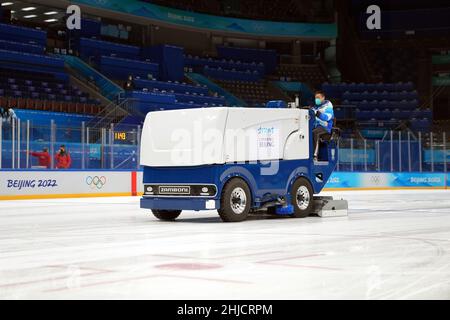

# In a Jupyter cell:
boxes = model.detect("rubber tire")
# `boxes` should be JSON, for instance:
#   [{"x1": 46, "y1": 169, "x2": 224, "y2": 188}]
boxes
[
  {"x1": 290, "y1": 177, "x2": 314, "y2": 218},
  {"x1": 152, "y1": 210, "x2": 182, "y2": 221},
  {"x1": 218, "y1": 178, "x2": 251, "y2": 222}
]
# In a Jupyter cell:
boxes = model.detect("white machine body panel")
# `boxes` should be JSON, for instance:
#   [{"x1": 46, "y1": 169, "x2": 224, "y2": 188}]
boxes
[
  {"x1": 140, "y1": 107, "x2": 310, "y2": 167},
  {"x1": 283, "y1": 109, "x2": 310, "y2": 160}
]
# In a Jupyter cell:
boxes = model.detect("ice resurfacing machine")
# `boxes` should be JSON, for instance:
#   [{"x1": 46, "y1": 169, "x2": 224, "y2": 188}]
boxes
[{"x1": 140, "y1": 106, "x2": 347, "y2": 222}]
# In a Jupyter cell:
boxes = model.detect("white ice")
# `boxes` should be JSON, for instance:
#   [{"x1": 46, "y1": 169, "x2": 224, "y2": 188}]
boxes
[{"x1": 0, "y1": 190, "x2": 450, "y2": 300}]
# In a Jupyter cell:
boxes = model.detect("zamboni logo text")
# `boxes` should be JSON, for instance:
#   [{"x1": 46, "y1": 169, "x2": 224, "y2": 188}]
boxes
[{"x1": 159, "y1": 186, "x2": 190, "y2": 194}]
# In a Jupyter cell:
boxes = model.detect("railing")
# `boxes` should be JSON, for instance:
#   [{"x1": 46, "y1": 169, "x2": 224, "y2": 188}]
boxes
[
  {"x1": 85, "y1": 98, "x2": 145, "y2": 131},
  {"x1": 186, "y1": 72, "x2": 247, "y2": 107},
  {"x1": 0, "y1": 117, "x2": 448, "y2": 172},
  {"x1": 60, "y1": 54, "x2": 124, "y2": 102}
]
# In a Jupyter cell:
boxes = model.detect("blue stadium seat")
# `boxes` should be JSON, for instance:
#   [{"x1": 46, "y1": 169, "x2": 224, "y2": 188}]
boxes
[{"x1": 0, "y1": 23, "x2": 47, "y2": 47}]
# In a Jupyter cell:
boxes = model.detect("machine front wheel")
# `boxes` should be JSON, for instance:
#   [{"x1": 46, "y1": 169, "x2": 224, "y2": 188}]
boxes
[
  {"x1": 290, "y1": 177, "x2": 314, "y2": 218},
  {"x1": 218, "y1": 178, "x2": 251, "y2": 222},
  {"x1": 152, "y1": 210, "x2": 182, "y2": 221}
]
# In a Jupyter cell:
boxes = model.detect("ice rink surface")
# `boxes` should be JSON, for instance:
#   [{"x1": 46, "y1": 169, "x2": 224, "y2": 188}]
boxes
[{"x1": 1, "y1": 190, "x2": 449, "y2": 300}]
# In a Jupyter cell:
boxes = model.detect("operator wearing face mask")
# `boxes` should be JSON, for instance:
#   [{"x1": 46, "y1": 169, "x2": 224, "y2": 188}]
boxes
[{"x1": 311, "y1": 90, "x2": 334, "y2": 162}]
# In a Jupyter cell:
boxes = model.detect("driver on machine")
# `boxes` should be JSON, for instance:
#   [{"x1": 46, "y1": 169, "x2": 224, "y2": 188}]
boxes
[{"x1": 311, "y1": 90, "x2": 334, "y2": 162}]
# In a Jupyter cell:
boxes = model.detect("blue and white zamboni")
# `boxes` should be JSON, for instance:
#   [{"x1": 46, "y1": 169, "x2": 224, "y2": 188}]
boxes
[{"x1": 140, "y1": 104, "x2": 347, "y2": 222}]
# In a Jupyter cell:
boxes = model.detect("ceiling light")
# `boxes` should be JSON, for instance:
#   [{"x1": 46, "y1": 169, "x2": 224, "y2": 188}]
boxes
[
  {"x1": 1, "y1": 2, "x2": 14, "y2": 6},
  {"x1": 24, "y1": 14, "x2": 37, "y2": 18},
  {"x1": 21, "y1": 7, "x2": 36, "y2": 11},
  {"x1": 44, "y1": 18, "x2": 58, "y2": 22},
  {"x1": 44, "y1": 11, "x2": 58, "y2": 15}
]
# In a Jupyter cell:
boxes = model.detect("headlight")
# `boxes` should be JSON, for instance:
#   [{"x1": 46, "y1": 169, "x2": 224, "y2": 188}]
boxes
[{"x1": 201, "y1": 187, "x2": 208, "y2": 193}]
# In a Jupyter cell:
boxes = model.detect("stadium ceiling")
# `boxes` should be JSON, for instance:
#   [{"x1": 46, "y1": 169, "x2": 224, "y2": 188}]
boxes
[{"x1": 1, "y1": 0, "x2": 65, "y2": 24}]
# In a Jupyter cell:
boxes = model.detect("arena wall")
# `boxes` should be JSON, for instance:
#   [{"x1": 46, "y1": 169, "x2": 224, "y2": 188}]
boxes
[{"x1": 0, "y1": 171, "x2": 447, "y2": 200}]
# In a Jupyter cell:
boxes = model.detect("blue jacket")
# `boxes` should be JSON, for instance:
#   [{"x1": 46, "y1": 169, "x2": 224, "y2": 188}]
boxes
[{"x1": 312, "y1": 100, "x2": 334, "y2": 133}]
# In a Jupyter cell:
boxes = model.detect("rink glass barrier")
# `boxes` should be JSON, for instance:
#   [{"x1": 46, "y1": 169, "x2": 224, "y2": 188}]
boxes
[
  {"x1": 0, "y1": 118, "x2": 448, "y2": 173},
  {"x1": 0, "y1": 118, "x2": 141, "y2": 170},
  {"x1": 336, "y1": 131, "x2": 449, "y2": 173}
]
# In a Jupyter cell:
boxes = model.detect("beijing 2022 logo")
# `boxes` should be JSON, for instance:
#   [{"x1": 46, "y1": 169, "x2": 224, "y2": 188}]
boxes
[{"x1": 86, "y1": 176, "x2": 107, "y2": 189}]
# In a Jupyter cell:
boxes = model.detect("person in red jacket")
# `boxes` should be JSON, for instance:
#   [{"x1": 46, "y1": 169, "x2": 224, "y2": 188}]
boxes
[
  {"x1": 30, "y1": 147, "x2": 51, "y2": 169},
  {"x1": 55, "y1": 145, "x2": 72, "y2": 169}
]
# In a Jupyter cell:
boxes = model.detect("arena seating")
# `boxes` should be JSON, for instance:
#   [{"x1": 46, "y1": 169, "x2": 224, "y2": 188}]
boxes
[
  {"x1": 0, "y1": 39, "x2": 44, "y2": 55},
  {"x1": 0, "y1": 69, "x2": 97, "y2": 104},
  {"x1": 323, "y1": 82, "x2": 432, "y2": 133},
  {"x1": 213, "y1": 80, "x2": 281, "y2": 106},
  {"x1": 126, "y1": 90, "x2": 225, "y2": 114},
  {"x1": 133, "y1": 78, "x2": 208, "y2": 95},
  {"x1": 364, "y1": 47, "x2": 418, "y2": 83},
  {"x1": 184, "y1": 54, "x2": 265, "y2": 75},
  {"x1": 216, "y1": 46, "x2": 278, "y2": 74},
  {"x1": 131, "y1": 77, "x2": 226, "y2": 108},
  {"x1": 0, "y1": 49, "x2": 67, "y2": 80},
  {"x1": 98, "y1": 56, "x2": 159, "y2": 80},
  {"x1": 127, "y1": 83, "x2": 226, "y2": 113},
  {"x1": 0, "y1": 23, "x2": 46, "y2": 47},
  {"x1": 73, "y1": 37, "x2": 227, "y2": 110},
  {"x1": 174, "y1": 91, "x2": 225, "y2": 105},
  {"x1": 74, "y1": 37, "x2": 160, "y2": 80},
  {"x1": 0, "y1": 23, "x2": 102, "y2": 117},
  {"x1": 142, "y1": 45, "x2": 185, "y2": 82},
  {"x1": 0, "y1": 96, "x2": 101, "y2": 116},
  {"x1": 323, "y1": 82, "x2": 416, "y2": 98},
  {"x1": 75, "y1": 37, "x2": 141, "y2": 61},
  {"x1": 203, "y1": 66, "x2": 261, "y2": 82},
  {"x1": 183, "y1": 47, "x2": 284, "y2": 104},
  {"x1": 274, "y1": 64, "x2": 327, "y2": 89}
]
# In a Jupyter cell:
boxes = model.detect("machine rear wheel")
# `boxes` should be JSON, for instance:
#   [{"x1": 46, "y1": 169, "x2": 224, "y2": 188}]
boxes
[
  {"x1": 218, "y1": 178, "x2": 251, "y2": 222},
  {"x1": 290, "y1": 177, "x2": 313, "y2": 218},
  {"x1": 152, "y1": 210, "x2": 182, "y2": 221}
]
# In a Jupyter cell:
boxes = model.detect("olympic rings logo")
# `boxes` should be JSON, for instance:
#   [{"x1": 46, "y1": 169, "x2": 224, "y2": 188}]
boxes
[
  {"x1": 370, "y1": 175, "x2": 381, "y2": 185},
  {"x1": 86, "y1": 176, "x2": 107, "y2": 189}
]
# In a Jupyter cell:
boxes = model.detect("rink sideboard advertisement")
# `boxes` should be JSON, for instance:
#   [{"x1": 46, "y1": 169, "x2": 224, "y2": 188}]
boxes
[
  {"x1": 325, "y1": 172, "x2": 448, "y2": 190},
  {"x1": 0, "y1": 170, "x2": 144, "y2": 200},
  {"x1": 0, "y1": 171, "x2": 447, "y2": 200}
]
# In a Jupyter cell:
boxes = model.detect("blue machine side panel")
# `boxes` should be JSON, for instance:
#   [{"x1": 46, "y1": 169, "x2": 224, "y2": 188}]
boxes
[
  {"x1": 217, "y1": 160, "x2": 312, "y2": 203},
  {"x1": 142, "y1": 157, "x2": 334, "y2": 209},
  {"x1": 143, "y1": 165, "x2": 222, "y2": 185}
]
